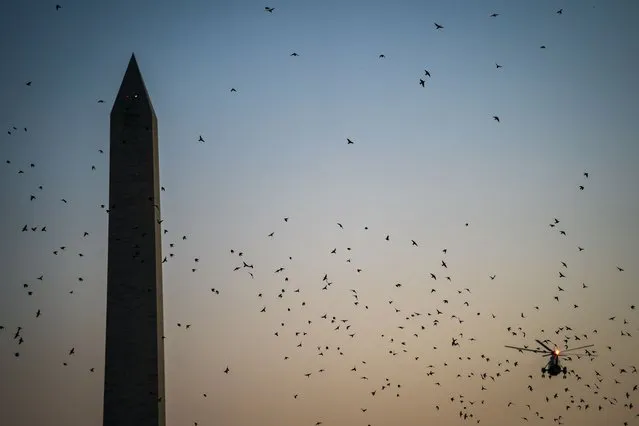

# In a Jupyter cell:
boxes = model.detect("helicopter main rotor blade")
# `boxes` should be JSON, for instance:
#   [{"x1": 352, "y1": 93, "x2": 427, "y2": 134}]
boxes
[
  {"x1": 535, "y1": 339, "x2": 554, "y2": 353},
  {"x1": 561, "y1": 344, "x2": 594, "y2": 353},
  {"x1": 505, "y1": 345, "x2": 548, "y2": 354}
]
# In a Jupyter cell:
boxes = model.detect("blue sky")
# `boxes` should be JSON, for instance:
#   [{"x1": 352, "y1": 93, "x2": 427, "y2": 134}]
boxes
[{"x1": 1, "y1": 1, "x2": 638, "y2": 425}]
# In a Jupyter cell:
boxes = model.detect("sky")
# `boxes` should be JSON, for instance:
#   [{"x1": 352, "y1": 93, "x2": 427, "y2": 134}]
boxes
[{"x1": 1, "y1": 0, "x2": 638, "y2": 425}]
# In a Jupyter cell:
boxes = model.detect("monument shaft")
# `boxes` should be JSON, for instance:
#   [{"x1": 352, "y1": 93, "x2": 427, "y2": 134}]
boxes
[{"x1": 104, "y1": 53, "x2": 165, "y2": 426}]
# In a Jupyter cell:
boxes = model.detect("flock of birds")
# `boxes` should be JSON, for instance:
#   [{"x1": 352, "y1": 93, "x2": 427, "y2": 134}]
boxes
[
  {"x1": 1, "y1": 3, "x2": 638, "y2": 426},
  {"x1": 200, "y1": 6, "x2": 571, "y2": 145},
  {"x1": 209, "y1": 172, "x2": 636, "y2": 426}
]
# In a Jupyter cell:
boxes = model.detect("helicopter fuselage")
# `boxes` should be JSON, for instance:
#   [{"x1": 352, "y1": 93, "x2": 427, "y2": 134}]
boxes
[{"x1": 542, "y1": 354, "x2": 567, "y2": 377}]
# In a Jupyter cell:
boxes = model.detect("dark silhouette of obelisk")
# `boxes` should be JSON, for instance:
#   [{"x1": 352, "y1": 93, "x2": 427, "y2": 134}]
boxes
[{"x1": 103, "y1": 53, "x2": 165, "y2": 426}]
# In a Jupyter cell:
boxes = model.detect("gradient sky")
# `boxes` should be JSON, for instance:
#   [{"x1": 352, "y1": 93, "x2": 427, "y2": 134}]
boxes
[{"x1": 1, "y1": 1, "x2": 638, "y2": 425}]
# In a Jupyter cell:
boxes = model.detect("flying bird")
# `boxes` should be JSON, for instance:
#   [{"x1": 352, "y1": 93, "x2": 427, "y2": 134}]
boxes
[
  {"x1": 493, "y1": 116, "x2": 500, "y2": 122},
  {"x1": 434, "y1": 23, "x2": 443, "y2": 29}
]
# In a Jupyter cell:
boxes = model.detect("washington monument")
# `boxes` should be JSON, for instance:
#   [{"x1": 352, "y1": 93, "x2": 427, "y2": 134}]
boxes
[{"x1": 103, "y1": 53, "x2": 166, "y2": 426}]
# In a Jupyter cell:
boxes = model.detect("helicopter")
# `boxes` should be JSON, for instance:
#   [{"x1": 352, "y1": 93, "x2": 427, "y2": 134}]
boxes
[{"x1": 505, "y1": 339, "x2": 594, "y2": 379}]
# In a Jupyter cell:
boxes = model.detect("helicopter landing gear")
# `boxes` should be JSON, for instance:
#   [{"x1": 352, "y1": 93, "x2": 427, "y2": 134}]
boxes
[{"x1": 541, "y1": 367, "x2": 546, "y2": 374}]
